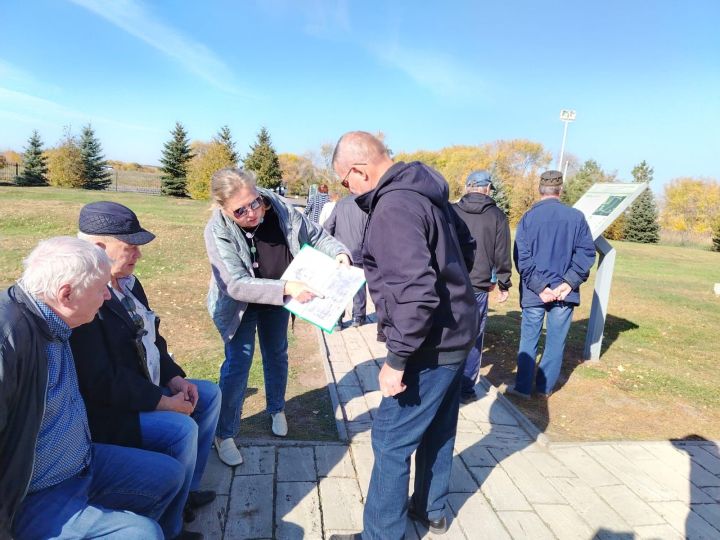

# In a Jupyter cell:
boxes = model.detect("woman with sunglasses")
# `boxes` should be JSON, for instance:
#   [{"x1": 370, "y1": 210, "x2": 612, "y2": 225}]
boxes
[{"x1": 205, "y1": 168, "x2": 350, "y2": 466}]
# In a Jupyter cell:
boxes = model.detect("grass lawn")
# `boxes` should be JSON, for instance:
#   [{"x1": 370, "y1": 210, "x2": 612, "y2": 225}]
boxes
[
  {"x1": 481, "y1": 238, "x2": 720, "y2": 441},
  {"x1": 2, "y1": 186, "x2": 719, "y2": 442},
  {"x1": 0, "y1": 186, "x2": 337, "y2": 441}
]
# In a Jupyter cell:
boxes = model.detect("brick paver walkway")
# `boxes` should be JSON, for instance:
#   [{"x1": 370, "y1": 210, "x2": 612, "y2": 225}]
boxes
[{"x1": 189, "y1": 322, "x2": 720, "y2": 539}]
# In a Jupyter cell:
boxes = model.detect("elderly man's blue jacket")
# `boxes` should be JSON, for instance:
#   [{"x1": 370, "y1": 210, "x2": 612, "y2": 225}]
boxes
[{"x1": 513, "y1": 198, "x2": 596, "y2": 308}]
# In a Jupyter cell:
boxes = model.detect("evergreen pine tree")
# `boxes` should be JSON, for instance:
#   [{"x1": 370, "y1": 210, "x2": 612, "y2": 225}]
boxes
[
  {"x1": 561, "y1": 159, "x2": 610, "y2": 206},
  {"x1": 214, "y1": 125, "x2": 239, "y2": 166},
  {"x1": 490, "y1": 174, "x2": 511, "y2": 216},
  {"x1": 79, "y1": 124, "x2": 111, "y2": 190},
  {"x1": 711, "y1": 219, "x2": 720, "y2": 252},
  {"x1": 625, "y1": 161, "x2": 660, "y2": 243},
  {"x1": 243, "y1": 127, "x2": 282, "y2": 189},
  {"x1": 160, "y1": 122, "x2": 193, "y2": 197},
  {"x1": 18, "y1": 130, "x2": 48, "y2": 186}
]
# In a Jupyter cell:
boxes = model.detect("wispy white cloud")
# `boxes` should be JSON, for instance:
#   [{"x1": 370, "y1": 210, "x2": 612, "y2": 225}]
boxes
[
  {"x1": 68, "y1": 0, "x2": 247, "y2": 95},
  {"x1": 369, "y1": 42, "x2": 485, "y2": 102},
  {"x1": 0, "y1": 86, "x2": 157, "y2": 133},
  {"x1": 251, "y1": 0, "x2": 350, "y2": 38}
]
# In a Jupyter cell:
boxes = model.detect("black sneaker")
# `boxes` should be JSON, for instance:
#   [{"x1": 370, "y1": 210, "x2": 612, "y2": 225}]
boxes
[
  {"x1": 328, "y1": 534, "x2": 362, "y2": 540},
  {"x1": 460, "y1": 392, "x2": 479, "y2": 404},
  {"x1": 188, "y1": 490, "x2": 216, "y2": 509},
  {"x1": 351, "y1": 317, "x2": 366, "y2": 328},
  {"x1": 407, "y1": 505, "x2": 448, "y2": 535}
]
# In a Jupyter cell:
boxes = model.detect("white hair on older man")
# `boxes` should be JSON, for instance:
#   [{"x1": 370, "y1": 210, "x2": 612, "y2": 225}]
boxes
[{"x1": 21, "y1": 236, "x2": 111, "y2": 301}]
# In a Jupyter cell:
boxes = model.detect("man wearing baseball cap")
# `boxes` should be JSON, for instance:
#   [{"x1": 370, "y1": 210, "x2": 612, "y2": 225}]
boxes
[
  {"x1": 70, "y1": 201, "x2": 222, "y2": 540},
  {"x1": 452, "y1": 170, "x2": 512, "y2": 403},
  {"x1": 509, "y1": 171, "x2": 595, "y2": 400}
]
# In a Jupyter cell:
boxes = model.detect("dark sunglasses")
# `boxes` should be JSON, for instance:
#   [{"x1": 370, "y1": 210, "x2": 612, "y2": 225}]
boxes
[
  {"x1": 340, "y1": 163, "x2": 367, "y2": 189},
  {"x1": 233, "y1": 196, "x2": 263, "y2": 218}
]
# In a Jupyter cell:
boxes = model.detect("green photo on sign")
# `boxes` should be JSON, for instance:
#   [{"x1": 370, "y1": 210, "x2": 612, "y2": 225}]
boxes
[{"x1": 593, "y1": 195, "x2": 626, "y2": 217}]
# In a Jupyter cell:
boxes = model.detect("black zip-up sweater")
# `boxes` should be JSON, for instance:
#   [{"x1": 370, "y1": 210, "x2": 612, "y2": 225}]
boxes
[
  {"x1": 452, "y1": 192, "x2": 513, "y2": 292},
  {"x1": 356, "y1": 161, "x2": 479, "y2": 370}
]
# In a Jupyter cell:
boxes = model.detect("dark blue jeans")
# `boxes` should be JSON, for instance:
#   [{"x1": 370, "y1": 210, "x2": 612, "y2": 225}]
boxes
[
  {"x1": 352, "y1": 262, "x2": 367, "y2": 321},
  {"x1": 461, "y1": 291, "x2": 489, "y2": 396},
  {"x1": 362, "y1": 361, "x2": 463, "y2": 540},
  {"x1": 216, "y1": 304, "x2": 290, "y2": 439},
  {"x1": 515, "y1": 303, "x2": 574, "y2": 395},
  {"x1": 139, "y1": 379, "x2": 221, "y2": 537},
  {"x1": 13, "y1": 443, "x2": 184, "y2": 540}
]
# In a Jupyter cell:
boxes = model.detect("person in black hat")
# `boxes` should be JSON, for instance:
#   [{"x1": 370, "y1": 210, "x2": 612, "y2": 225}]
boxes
[
  {"x1": 508, "y1": 170, "x2": 595, "y2": 400},
  {"x1": 452, "y1": 170, "x2": 512, "y2": 404},
  {"x1": 70, "y1": 201, "x2": 221, "y2": 540}
]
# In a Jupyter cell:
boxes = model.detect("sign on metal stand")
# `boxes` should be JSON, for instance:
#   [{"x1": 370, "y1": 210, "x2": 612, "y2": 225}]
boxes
[{"x1": 572, "y1": 183, "x2": 649, "y2": 361}]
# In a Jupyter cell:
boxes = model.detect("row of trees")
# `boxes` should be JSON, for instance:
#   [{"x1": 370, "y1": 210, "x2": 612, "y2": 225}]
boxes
[
  {"x1": 159, "y1": 123, "x2": 282, "y2": 197},
  {"x1": 14, "y1": 126, "x2": 112, "y2": 189},
  {"x1": 8, "y1": 125, "x2": 718, "y2": 250}
]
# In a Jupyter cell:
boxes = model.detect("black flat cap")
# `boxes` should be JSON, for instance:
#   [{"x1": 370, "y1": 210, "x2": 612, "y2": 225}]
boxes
[
  {"x1": 79, "y1": 201, "x2": 155, "y2": 245},
  {"x1": 539, "y1": 170, "x2": 564, "y2": 186}
]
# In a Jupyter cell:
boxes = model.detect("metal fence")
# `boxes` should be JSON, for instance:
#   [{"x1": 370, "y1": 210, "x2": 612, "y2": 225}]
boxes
[
  {"x1": 108, "y1": 170, "x2": 163, "y2": 195},
  {"x1": 0, "y1": 166, "x2": 163, "y2": 195},
  {"x1": 0, "y1": 164, "x2": 22, "y2": 184}
]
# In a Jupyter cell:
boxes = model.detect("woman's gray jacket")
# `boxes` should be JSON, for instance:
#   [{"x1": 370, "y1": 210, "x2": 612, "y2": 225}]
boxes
[{"x1": 204, "y1": 189, "x2": 349, "y2": 342}]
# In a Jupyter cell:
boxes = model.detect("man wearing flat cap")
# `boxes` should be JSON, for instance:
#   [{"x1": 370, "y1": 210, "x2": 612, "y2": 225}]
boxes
[
  {"x1": 70, "y1": 201, "x2": 221, "y2": 540},
  {"x1": 509, "y1": 170, "x2": 595, "y2": 400},
  {"x1": 452, "y1": 170, "x2": 512, "y2": 403}
]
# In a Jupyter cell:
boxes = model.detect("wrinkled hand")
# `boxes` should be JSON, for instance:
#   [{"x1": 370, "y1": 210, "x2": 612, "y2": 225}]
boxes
[
  {"x1": 168, "y1": 376, "x2": 198, "y2": 407},
  {"x1": 157, "y1": 391, "x2": 194, "y2": 415},
  {"x1": 488, "y1": 283, "x2": 497, "y2": 292},
  {"x1": 496, "y1": 289, "x2": 509, "y2": 303},
  {"x1": 552, "y1": 282, "x2": 572, "y2": 301},
  {"x1": 539, "y1": 287, "x2": 558, "y2": 303},
  {"x1": 335, "y1": 254, "x2": 351, "y2": 266},
  {"x1": 378, "y1": 363, "x2": 407, "y2": 397},
  {"x1": 284, "y1": 280, "x2": 323, "y2": 303}
]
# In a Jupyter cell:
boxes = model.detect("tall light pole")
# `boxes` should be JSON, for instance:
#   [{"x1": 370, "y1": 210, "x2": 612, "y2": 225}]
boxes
[{"x1": 558, "y1": 109, "x2": 576, "y2": 172}]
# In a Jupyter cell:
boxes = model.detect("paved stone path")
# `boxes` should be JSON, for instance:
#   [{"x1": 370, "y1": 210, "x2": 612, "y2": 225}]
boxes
[{"x1": 189, "y1": 321, "x2": 720, "y2": 539}]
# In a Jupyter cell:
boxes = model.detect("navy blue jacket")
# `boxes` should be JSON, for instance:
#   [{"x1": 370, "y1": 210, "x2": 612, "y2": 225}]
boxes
[
  {"x1": 70, "y1": 278, "x2": 185, "y2": 448},
  {"x1": 356, "y1": 161, "x2": 478, "y2": 370},
  {"x1": 513, "y1": 198, "x2": 596, "y2": 308}
]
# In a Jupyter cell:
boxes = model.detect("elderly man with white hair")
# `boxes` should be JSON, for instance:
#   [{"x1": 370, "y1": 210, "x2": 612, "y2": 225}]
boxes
[{"x1": 0, "y1": 237, "x2": 184, "y2": 540}]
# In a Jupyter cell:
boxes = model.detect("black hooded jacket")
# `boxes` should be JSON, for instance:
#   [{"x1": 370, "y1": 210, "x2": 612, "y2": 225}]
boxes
[
  {"x1": 452, "y1": 192, "x2": 512, "y2": 292},
  {"x1": 355, "y1": 161, "x2": 479, "y2": 370}
]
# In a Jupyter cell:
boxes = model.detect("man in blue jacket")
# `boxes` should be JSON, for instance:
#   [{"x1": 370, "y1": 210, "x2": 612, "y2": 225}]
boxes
[
  {"x1": 329, "y1": 132, "x2": 478, "y2": 540},
  {"x1": 510, "y1": 170, "x2": 596, "y2": 399}
]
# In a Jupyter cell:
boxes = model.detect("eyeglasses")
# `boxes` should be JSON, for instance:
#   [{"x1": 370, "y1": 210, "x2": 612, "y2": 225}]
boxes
[
  {"x1": 340, "y1": 163, "x2": 367, "y2": 189},
  {"x1": 233, "y1": 196, "x2": 263, "y2": 218}
]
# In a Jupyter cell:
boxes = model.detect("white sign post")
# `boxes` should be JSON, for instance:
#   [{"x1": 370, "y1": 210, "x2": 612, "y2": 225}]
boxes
[
  {"x1": 558, "y1": 109, "x2": 576, "y2": 170},
  {"x1": 573, "y1": 182, "x2": 648, "y2": 360}
]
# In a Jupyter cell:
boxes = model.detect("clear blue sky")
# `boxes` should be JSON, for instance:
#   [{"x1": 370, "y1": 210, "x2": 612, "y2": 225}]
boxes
[{"x1": 2, "y1": 0, "x2": 718, "y2": 190}]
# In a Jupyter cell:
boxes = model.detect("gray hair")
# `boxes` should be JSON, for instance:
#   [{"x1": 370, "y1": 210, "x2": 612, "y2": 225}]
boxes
[
  {"x1": 332, "y1": 131, "x2": 389, "y2": 169},
  {"x1": 21, "y1": 236, "x2": 111, "y2": 301},
  {"x1": 539, "y1": 184, "x2": 562, "y2": 197},
  {"x1": 210, "y1": 167, "x2": 258, "y2": 207},
  {"x1": 77, "y1": 231, "x2": 117, "y2": 245}
]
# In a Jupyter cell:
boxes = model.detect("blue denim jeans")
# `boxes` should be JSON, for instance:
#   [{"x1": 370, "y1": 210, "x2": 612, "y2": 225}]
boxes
[
  {"x1": 515, "y1": 303, "x2": 574, "y2": 395},
  {"x1": 216, "y1": 304, "x2": 290, "y2": 439},
  {"x1": 139, "y1": 379, "x2": 221, "y2": 538},
  {"x1": 352, "y1": 262, "x2": 367, "y2": 321},
  {"x1": 362, "y1": 361, "x2": 463, "y2": 540},
  {"x1": 461, "y1": 291, "x2": 489, "y2": 396},
  {"x1": 13, "y1": 443, "x2": 184, "y2": 540}
]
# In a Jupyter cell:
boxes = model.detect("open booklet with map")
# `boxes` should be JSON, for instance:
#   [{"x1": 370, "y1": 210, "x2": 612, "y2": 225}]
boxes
[{"x1": 281, "y1": 245, "x2": 366, "y2": 333}]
